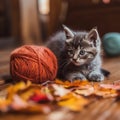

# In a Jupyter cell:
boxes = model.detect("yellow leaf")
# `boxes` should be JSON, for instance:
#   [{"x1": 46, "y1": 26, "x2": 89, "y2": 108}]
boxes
[
  {"x1": 7, "y1": 81, "x2": 31, "y2": 99},
  {"x1": 0, "y1": 99, "x2": 11, "y2": 112},
  {"x1": 18, "y1": 88, "x2": 35, "y2": 101},
  {"x1": 58, "y1": 93, "x2": 88, "y2": 111}
]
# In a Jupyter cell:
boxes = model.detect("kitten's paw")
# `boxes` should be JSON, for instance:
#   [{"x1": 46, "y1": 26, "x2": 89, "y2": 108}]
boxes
[
  {"x1": 66, "y1": 73, "x2": 87, "y2": 82},
  {"x1": 72, "y1": 76, "x2": 86, "y2": 81},
  {"x1": 88, "y1": 71, "x2": 104, "y2": 82}
]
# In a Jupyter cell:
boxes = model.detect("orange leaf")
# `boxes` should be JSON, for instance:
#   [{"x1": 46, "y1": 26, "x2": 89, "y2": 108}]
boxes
[
  {"x1": 55, "y1": 79, "x2": 89, "y2": 88},
  {"x1": 94, "y1": 86, "x2": 118, "y2": 98},
  {"x1": 74, "y1": 86, "x2": 94, "y2": 96}
]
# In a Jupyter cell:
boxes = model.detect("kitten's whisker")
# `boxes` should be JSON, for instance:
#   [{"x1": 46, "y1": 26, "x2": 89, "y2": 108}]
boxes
[
  {"x1": 62, "y1": 60, "x2": 71, "y2": 74},
  {"x1": 59, "y1": 60, "x2": 68, "y2": 68}
]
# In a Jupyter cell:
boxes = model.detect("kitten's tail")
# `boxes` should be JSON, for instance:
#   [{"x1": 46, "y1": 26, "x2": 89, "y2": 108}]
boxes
[{"x1": 101, "y1": 68, "x2": 110, "y2": 77}]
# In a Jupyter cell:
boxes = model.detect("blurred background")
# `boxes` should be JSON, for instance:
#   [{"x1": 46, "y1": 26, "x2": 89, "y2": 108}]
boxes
[{"x1": 0, "y1": 0, "x2": 120, "y2": 49}]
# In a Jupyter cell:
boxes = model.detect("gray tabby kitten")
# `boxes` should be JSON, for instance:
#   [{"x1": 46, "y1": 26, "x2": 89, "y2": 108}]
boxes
[{"x1": 46, "y1": 25, "x2": 104, "y2": 82}]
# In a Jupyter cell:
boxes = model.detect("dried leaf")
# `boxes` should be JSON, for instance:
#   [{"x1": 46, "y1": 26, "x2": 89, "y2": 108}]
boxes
[
  {"x1": 10, "y1": 95, "x2": 28, "y2": 110},
  {"x1": 20, "y1": 105, "x2": 51, "y2": 113},
  {"x1": 1, "y1": 79, "x2": 120, "y2": 113},
  {"x1": 18, "y1": 88, "x2": 35, "y2": 101},
  {"x1": 7, "y1": 81, "x2": 31, "y2": 100},
  {"x1": 100, "y1": 83, "x2": 120, "y2": 90},
  {"x1": 0, "y1": 99, "x2": 11, "y2": 112},
  {"x1": 30, "y1": 90, "x2": 52, "y2": 102},
  {"x1": 52, "y1": 84, "x2": 70, "y2": 97},
  {"x1": 74, "y1": 86, "x2": 94, "y2": 96},
  {"x1": 94, "y1": 85, "x2": 118, "y2": 98},
  {"x1": 58, "y1": 93, "x2": 88, "y2": 111},
  {"x1": 55, "y1": 79, "x2": 90, "y2": 88}
]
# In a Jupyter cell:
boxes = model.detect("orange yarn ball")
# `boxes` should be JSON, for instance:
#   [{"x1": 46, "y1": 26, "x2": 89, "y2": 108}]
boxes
[{"x1": 10, "y1": 45, "x2": 58, "y2": 83}]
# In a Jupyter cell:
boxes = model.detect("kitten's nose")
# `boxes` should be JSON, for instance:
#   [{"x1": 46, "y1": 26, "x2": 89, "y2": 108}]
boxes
[
  {"x1": 72, "y1": 58, "x2": 77, "y2": 62},
  {"x1": 73, "y1": 55, "x2": 78, "y2": 62}
]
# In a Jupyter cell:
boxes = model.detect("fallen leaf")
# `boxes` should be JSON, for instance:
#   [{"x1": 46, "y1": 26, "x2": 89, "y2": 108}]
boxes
[
  {"x1": 10, "y1": 95, "x2": 28, "y2": 110},
  {"x1": 7, "y1": 81, "x2": 31, "y2": 100},
  {"x1": 20, "y1": 104, "x2": 51, "y2": 113},
  {"x1": 74, "y1": 86, "x2": 94, "y2": 96},
  {"x1": 1, "y1": 79, "x2": 120, "y2": 113},
  {"x1": 94, "y1": 86, "x2": 118, "y2": 98},
  {"x1": 0, "y1": 99, "x2": 11, "y2": 112},
  {"x1": 55, "y1": 79, "x2": 90, "y2": 88},
  {"x1": 58, "y1": 93, "x2": 89, "y2": 111},
  {"x1": 100, "y1": 83, "x2": 120, "y2": 90},
  {"x1": 52, "y1": 84, "x2": 70, "y2": 97},
  {"x1": 30, "y1": 90, "x2": 51, "y2": 103}
]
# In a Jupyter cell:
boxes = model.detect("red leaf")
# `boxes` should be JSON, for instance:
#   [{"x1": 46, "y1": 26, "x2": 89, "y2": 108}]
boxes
[{"x1": 30, "y1": 92, "x2": 49, "y2": 102}]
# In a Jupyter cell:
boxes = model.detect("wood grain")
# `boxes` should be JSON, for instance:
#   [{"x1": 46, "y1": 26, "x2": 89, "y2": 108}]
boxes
[{"x1": 20, "y1": 0, "x2": 42, "y2": 44}]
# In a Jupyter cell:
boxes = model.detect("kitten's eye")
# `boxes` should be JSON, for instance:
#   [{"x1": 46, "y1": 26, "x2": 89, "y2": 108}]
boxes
[
  {"x1": 68, "y1": 49, "x2": 73, "y2": 53},
  {"x1": 68, "y1": 50, "x2": 73, "y2": 56},
  {"x1": 80, "y1": 50, "x2": 85, "y2": 55}
]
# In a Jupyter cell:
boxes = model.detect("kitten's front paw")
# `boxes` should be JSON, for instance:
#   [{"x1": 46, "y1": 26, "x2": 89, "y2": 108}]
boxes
[
  {"x1": 88, "y1": 71, "x2": 104, "y2": 82},
  {"x1": 72, "y1": 76, "x2": 86, "y2": 81},
  {"x1": 66, "y1": 73, "x2": 86, "y2": 82}
]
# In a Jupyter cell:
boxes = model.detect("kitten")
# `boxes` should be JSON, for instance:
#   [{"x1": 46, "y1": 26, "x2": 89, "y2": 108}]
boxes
[{"x1": 46, "y1": 25, "x2": 104, "y2": 82}]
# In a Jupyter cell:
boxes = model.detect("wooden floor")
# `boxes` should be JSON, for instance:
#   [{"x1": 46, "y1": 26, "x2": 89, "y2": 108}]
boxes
[{"x1": 0, "y1": 49, "x2": 120, "y2": 120}]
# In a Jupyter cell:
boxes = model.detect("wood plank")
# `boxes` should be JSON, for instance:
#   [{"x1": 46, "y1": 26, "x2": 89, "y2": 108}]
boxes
[{"x1": 19, "y1": 0, "x2": 42, "y2": 44}]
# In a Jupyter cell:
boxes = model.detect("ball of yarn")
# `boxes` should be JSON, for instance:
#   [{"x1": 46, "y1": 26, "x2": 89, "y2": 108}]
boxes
[
  {"x1": 103, "y1": 32, "x2": 120, "y2": 56},
  {"x1": 10, "y1": 45, "x2": 58, "y2": 83}
]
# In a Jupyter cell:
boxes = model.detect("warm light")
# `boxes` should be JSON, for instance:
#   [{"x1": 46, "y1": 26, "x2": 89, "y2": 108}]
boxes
[
  {"x1": 38, "y1": 0, "x2": 50, "y2": 15},
  {"x1": 102, "y1": 0, "x2": 111, "y2": 4}
]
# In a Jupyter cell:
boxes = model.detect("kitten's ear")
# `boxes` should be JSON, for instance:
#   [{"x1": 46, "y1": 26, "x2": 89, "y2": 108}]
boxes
[
  {"x1": 62, "y1": 25, "x2": 74, "y2": 42},
  {"x1": 86, "y1": 28, "x2": 99, "y2": 47}
]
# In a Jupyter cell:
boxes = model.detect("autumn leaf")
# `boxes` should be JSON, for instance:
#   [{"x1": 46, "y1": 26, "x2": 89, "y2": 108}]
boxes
[
  {"x1": 58, "y1": 93, "x2": 89, "y2": 111},
  {"x1": 94, "y1": 85, "x2": 118, "y2": 98},
  {"x1": 51, "y1": 84, "x2": 70, "y2": 97},
  {"x1": 100, "y1": 83, "x2": 120, "y2": 90},
  {"x1": 74, "y1": 86, "x2": 94, "y2": 96},
  {"x1": 7, "y1": 81, "x2": 31, "y2": 100},
  {"x1": 0, "y1": 99, "x2": 11, "y2": 112},
  {"x1": 29, "y1": 89, "x2": 53, "y2": 102},
  {"x1": 19, "y1": 104, "x2": 51, "y2": 113},
  {"x1": 7, "y1": 81, "x2": 31, "y2": 93},
  {"x1": 55, "y1": 79, "x2": 90, "y2": 88},
  {"x1": 1, "y1": 79, "x2": 120, "y2": 113},
  {"x1": 10, "y1": 95, "x2": 51, "y2": 113},
  {"x1": 18, "y1": 88, "x2": 35, "y2": 101},
  {"x1": 10, "y1": 95, "x2": 28, "y2": 110}
]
